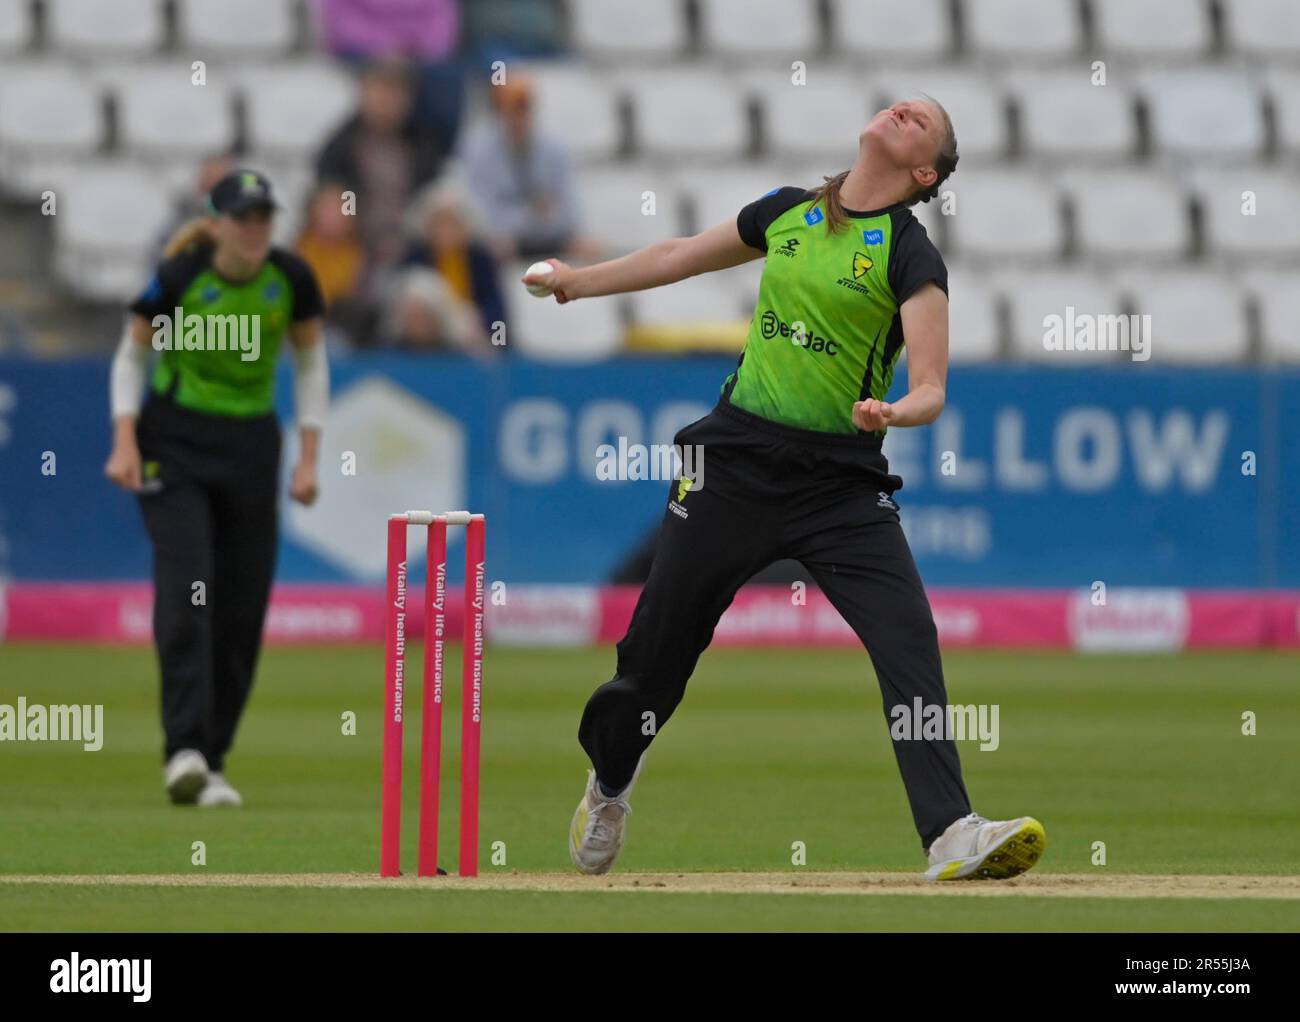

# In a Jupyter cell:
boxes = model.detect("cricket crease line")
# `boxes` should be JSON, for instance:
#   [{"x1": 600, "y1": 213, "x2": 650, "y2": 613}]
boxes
[{"x1": 1, "y1": 872, "x2": 1297, "y2": 901}]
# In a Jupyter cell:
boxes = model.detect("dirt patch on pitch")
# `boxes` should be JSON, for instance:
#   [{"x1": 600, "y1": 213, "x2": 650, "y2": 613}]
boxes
[{"x1": 2, "y1": 872, "x2": 1297, "y2": 900}]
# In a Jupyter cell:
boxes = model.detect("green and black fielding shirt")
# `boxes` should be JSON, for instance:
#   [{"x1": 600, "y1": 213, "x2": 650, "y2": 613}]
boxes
[
  {"x1": 129, "y1": 246, "x2": 324, "y2": 418},
  {"x1": 726, "y1": 186, "x2": 948, "y2": 434}
]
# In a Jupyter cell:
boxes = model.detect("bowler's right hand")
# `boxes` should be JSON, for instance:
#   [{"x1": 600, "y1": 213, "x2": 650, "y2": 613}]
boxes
[{"x1": 521, "y1": 258, "x2": 576, "y2": 304}]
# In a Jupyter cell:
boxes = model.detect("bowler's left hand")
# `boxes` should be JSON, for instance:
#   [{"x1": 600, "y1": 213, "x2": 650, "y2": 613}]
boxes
[{"x1": 853, "y1": 399, "x2": 896, "y2": 432}]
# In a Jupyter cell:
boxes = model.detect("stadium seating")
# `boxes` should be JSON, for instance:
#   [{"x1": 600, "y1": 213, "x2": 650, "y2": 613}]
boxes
[
  {"x1": 176, "y1": 0, "x2": 298, "y2": 58},
  {"x1": 698, "y1": 0, "x2": 821, "y2": 59},
  {"x1": 0, "y1": 66, "x2": 104, "y2": 199},
  {"x1": 962, "y1": 0, "x2": 1080, "y2": 61},
  {"x1": 0, "y1": 0, "x2": 1292, "y2": 363},
  {"x1": 1067, "y1": 171, "x2": 1191, "y2": 260},
  {"x1": 1092, "y1": 0, "x2": 1213, "y2": 58},
  {"x1": 0, "y1": 0, "x2": 33, "y2": 52},
  {"x1": 1246, "y1": 272, "x2": 1300, "y2": 362},
  {"x1": 52, "y1": 163, "x2": 172, "y2": 302},
  {"x1": 1223, "y1": 0, "x2": 1300, "y2": 57},
  {"x1": 574, "y1": 165, "x2": 685, "y2": 252},
  {"x1": 831, "y1": 0, "x2": 953, "y2": 60},
  {"x1": 569, "y1": 0, "x2": 689, "y2": 60},
  {"x1": 46, "y1": 0, "x2": 165, "y2": 56}
]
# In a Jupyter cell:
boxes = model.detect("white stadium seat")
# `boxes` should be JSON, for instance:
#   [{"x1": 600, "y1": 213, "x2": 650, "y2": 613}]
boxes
[
  {"x1": 510, "y1": 271, "x2": 624, "y2": 360},
  {"x1": 1093, "y1": 0, "x2": 1212, "y2": 57},
  {"x1": 1142, "y1": 71, "x2": 1264, "y2": 158},
  {"x1": 1068, "y1": 171, "x2": 1191, "y2": 260},
  {"x1": 1264, "y1": 70, "x2": 1300, "y2": 155},
  {"x1": 698, "y1": 0, "x2": 821, "y2": 58},
  {"x1": 47, "y1": 0, "x2": 165, "y2": 56},
  {"x1": 0, "y1": 0, "x2": 33, "y2": 52},
  {"x1": 0, "y1": 66, "x2": 104, "y2": 197},
  {"x1": 176, "y1": 0, "x2": 297, "y2": 57},
  {"x1": 1243, "y1": 272, "x2": 1300, "y2": 363},
  {"x1": 689, "y1": 171, "x2": 796, "y2": 237},
  {"x1": 832, "y1": 0, "x2": 952, "y2": 60},
  {"x1": 575, "y1": 165, "x2": 685, "y2": 253},
  {"x1": 963, "y1": 0, "x2": 1080, "y2": 60},
  {"x1": 1008, "y1": 71, "x2": 1137, "y2": 160},
  {"x1": 870, "y1": 71, "x2": 1009, "y2": 159},
  {"x1": 569, "y1": 0, "x2": 688, "y2": 60},
  {"x1": 1001, "y1": 272, "x2": 1124, "y2": 363},
  {"x1": 114, "y1": 68, "x2": 235, "y2": 158},
  {"x1": 1130, "y1": 273, "x2": 1249, "y2": 364},
  {"x1": 1223, "y1": 0, "x2": 1300, "y2": 58},
  {"x1": 945, "y1": 172, "x2": 1064, "y2": 261},
  {"x1": 239, "y1": 63, "x2": 358, "y2": 159},
  {"x1": 1192, "y1": 170, "x2": 1300, "y2": 258},
  {"x1": 621, "y1": 67, "x2": 748, "y2": 159},
  {"x1": 746, "y1": 71, "x2": 874, "y2": 161},
  {"x1": 945, "y1": 269, "x2": 1001, "y2": 362},
  {"x1": 53, "y1": 163, "x2": 173, "y2": 301},
  {"x1": 627, "y1": 271, "x2": 752, "y2": 326},
  {"x1": 909, "y1": 196, "x2": 945, "y2": 246},
  {"x1": 515, "y1": 62, "x2": 621, "y2": 160}
]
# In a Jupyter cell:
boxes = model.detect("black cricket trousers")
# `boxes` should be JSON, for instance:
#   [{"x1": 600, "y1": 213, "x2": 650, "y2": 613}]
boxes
[
  {"x1": 578, "y1": 398, "x2": 972, "y2": 849},
  {"x1": 135, "y1": 394, "x2": 281, "y2": 773}
]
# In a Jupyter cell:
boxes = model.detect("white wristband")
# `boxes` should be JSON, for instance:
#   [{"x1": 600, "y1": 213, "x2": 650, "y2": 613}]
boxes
[
  {"x1": 109, "y1": 322, "x2": 150, "y2": 419},
  {"x1": 293, "y1": 341, "x2": 330, "y2": 430}
]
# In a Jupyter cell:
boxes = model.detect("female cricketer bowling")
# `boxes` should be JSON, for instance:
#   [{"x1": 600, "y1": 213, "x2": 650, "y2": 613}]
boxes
[
  {"x1": 104, "y1": 169, "x2": 327, "y2": 808},
  {"x1": 524, "y1": 99, "x2": 1046, "y2": 881}
]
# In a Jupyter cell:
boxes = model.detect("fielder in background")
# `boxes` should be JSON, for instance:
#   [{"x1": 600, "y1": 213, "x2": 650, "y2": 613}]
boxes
[
  {"x1": 104, "y1": 170, "x2": 328, "y2": 808},
  {"x1": 525, "y1": 98, "x2": 1047, "y2": 882}
]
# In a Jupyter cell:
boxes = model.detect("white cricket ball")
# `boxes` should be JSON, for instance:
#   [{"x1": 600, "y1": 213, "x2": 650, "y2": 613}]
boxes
[{"x1": 524, "y1": 261, "x2": 555, "y2": 297}]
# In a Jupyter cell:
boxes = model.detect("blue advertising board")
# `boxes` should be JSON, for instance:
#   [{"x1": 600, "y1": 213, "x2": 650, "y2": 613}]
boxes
[{"x1": 0, "y1": 356, "x2": 1295, "y2": 587}]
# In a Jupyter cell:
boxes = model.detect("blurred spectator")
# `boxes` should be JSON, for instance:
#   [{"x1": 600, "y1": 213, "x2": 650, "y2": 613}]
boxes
[
  {"x1": 457, "y1": 74, "x2": 602, "y2": 262},
  {"x1": 295, "y1": 182, "x2": 376, "y2": 346},
  {"x1": 384, "y1": 266, "x2": 493, "y2": 356},
  {"x1": 315, "y1": 0, "x2": 466, "y2": 159},
  {"x1": 315, "y1": 58, "x2": 443, "y2": 273},
  {"x1": 154, "y1": 153, "x2": 235, "y2": 260},
  {"x1": 402, "y1": 180, "x2": 506, "y2": 337}
]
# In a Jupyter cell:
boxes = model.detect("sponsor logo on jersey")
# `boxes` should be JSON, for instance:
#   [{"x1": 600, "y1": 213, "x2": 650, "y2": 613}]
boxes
[
  {"x1": 775, "y1": 238, "x2": 800, "y2": 258},
  {"x1": 863, "y1": 228, "x2": 884, "y2": 245},
  {"x1": 803, "y1": 206, "x2": 824, "y2": 226},
  {"x1": 264, "y1": 280, "x2": 283, "y2": 301},
  {"x1": 758, "y1": 309, "x2": 840, "y2": 355}
]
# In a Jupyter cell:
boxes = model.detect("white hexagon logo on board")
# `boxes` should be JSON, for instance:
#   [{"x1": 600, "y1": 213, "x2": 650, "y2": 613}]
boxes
[{"x1": 284, "y1": 375, "x2": 466, "y2": 579}]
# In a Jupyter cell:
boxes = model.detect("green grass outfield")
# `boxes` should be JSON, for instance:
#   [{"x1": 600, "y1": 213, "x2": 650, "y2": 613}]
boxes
[{"x1": 0, "y1": 643, "x2": 1296, "y2": 932}]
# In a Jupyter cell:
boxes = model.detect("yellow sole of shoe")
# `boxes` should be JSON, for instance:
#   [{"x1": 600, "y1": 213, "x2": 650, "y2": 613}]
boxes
[{"x1": 937, "y1": 817, "x2": 1048, "y2": 881}]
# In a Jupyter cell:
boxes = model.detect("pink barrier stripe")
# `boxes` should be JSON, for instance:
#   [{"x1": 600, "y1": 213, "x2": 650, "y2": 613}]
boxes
[{"x1": 4, "y1": 583, "x2": 1299, "y2": 649}]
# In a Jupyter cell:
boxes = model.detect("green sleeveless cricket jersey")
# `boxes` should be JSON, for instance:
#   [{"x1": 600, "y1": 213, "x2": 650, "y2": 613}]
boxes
[
  {"x1": 129, "y1": 246, "x2": 323, "y2": 417},
  {"x1": 726, "y1": 186, "x2": 948, "y2": 434}
]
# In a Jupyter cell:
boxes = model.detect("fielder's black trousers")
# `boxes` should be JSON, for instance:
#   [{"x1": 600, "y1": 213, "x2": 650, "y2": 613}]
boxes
[
  {"x1": 578, "y1": 398, "x2": 972, "y2": 849},
  {"x1": 135, "y1": 395, "x2": 281, "y2": 773}
]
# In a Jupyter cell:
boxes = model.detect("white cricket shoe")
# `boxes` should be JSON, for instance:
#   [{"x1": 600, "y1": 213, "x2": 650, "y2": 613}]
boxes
[
  {"x1": 568, "y1": 755, "x2": 646, "y2": 875},
  {"x1": 164, "y1": 749, "x2": 209, "y2": 805},
  {"x1": 924, "y1": 812, "x2": 1046, "y2": 881},
  {"x1": 198, "y1": 772, "x2": 243, "y2": 808}
]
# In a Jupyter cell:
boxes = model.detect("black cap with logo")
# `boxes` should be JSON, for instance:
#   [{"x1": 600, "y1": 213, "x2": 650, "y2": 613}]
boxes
[{"x1": 207, "y1": 169, "x2": 279, "y2": 216}]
